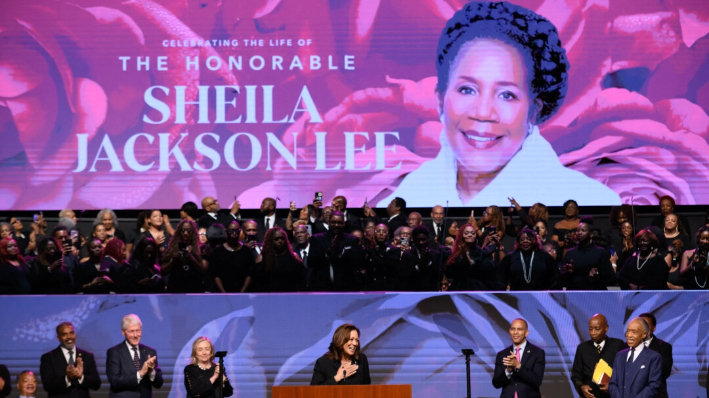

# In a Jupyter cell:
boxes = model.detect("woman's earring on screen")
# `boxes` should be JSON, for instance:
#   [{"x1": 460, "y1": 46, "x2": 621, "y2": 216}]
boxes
[{"x1": 527, "y1": 122, "x2": 533, "y2": 136}]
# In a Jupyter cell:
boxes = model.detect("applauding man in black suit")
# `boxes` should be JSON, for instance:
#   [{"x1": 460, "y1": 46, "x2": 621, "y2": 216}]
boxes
[
  {"x1": 106, "y1": 314, "x2": 163, "y2": 398},
  {"x1": 571, "y1": 314, "x2": 626, "y2": 398},
  {"x1": 493, "y1": 318, "x2": 545, "y2": 398},
  {"x1": 40, "y1": 322, "x2": 101, "y2": 398}
]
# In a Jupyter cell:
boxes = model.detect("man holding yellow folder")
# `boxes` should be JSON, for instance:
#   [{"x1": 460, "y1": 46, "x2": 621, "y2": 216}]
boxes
[{"x1": 572, "y1": 314, "x2": 627, "y2": 398}]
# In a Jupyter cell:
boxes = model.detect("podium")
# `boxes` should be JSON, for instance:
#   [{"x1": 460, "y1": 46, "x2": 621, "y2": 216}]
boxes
[{"x1": 272, "y1": 384, "x2": 412, "y2": 398}]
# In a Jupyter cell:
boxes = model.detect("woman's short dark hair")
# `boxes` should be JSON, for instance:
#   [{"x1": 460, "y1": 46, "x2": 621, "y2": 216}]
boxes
[
  {"x1": 563, "y1": 199, "x2": 578, "y2": 210},
  {"x1": 635, "y1": 228, "x2": 660, "y2": 249},
  {"x1": 436, "y1": 1, "x2": 569, "y2": 124},
  {"x1": 181, "y1": 201, "x2": 199, "y2": 220},
  {"x1": 514, "y1": 227, "x2": 542, "y2": 251},
  {"x1": 207, "y1": 223, "x2": 227, "y2": 248},
  {"x1": 325, "y1": 324, "x2": 361, "y2": 361}
]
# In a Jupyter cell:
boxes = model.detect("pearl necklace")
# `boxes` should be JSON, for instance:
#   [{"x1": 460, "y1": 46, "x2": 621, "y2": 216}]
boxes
[
  {"x1": 197, "y1": 363, "x2": 212, "y2": 370},
  {"x1": 695, "y1": 275, "x2": 707, "y2": 289},
  {"x1": 520, "y1": 251, "x2": 535, "y2": 284},
  {"x1": 636, "y1": 253, "x2": 651, "y2": 270}
]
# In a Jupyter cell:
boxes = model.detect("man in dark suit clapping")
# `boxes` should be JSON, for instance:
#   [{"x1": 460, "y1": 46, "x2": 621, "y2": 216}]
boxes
[
  {"x1": 307, "y1": 211, "x2": 363, "y2": 291},
  {"x1": 106, "y1": 314, "x2": 163, "y2": 398},
  {"x1": 609, "y1": 317, "x2": 662, "y2": 398},
  {"x1": 571, "y1": 314, "x2": 626, "y2": 398},
  {"x1": 40, "y1": 322, "x2": 101, "y2": 398},
  {"x1": 639, "y1": 313, "x2": 673, "y2": 398},
  {"x1": 492, "y1": 318, "x2": 545, "y2": 398}
]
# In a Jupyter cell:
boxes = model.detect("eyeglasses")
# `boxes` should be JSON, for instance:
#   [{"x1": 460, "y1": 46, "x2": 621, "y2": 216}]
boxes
[{"x1": 198, "y1": 232, "x2": 206, "y2": 236}]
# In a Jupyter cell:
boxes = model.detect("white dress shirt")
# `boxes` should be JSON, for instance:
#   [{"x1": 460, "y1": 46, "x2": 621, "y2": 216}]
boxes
[
  {"x1": 60, "y1": 346, "x2": 84, "y2": 386},
  {"x1": 626, "y1": 343, "x2": 645, "y2": 362}
]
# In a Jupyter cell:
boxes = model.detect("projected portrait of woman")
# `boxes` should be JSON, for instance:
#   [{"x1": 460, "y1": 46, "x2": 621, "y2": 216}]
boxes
[{"x1": 380, "y1": 1, "x2": 621, "y2": 207}]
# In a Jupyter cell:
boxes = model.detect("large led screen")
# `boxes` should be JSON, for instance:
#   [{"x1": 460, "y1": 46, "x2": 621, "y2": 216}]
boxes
[
  {"x1": 1, "y1": 0, "x2": 708, "y2": 209},
  {"x1": 1, "y1": 292, "x2": 708, "y2": 397}
]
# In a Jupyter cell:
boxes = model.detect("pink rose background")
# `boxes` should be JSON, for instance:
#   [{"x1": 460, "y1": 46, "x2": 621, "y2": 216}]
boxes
[{"x1": 0, "y1": 0, "x2": 707, "y2": 209}]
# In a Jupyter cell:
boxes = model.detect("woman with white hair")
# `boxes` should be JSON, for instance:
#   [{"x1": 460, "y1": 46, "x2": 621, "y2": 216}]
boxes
[{"x1": 94, "y1": 209, "x2": 126, "y2": 243}]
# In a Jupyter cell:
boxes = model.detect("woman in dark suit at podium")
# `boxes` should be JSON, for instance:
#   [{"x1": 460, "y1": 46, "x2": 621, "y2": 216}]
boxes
[{"x1": 310, "y1": 324, "x2": 371, "y2": 385}]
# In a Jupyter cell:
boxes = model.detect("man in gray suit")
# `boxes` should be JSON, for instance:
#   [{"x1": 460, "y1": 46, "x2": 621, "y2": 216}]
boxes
[{"x1": 106, "y1": 314, "x2": 163, "y2": 398}]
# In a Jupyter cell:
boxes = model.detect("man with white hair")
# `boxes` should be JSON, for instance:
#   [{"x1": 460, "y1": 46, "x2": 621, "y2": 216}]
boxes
[
  {"x1": 609, "y1": 317, "x2": 662, "y2": 398},
  {"x1": 106, "y1": 315, "x2": 163, "y2": 398}
]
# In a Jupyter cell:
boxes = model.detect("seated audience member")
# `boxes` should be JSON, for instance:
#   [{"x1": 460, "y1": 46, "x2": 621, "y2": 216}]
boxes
[
  {"x1": 618, "y1": 229, "x2": 669, "y2": 290},
  {"x1": 137, "y1": 210, "x2": 171, "y2": 259},
  {"x1": 392, "y1": 226, "x2": 412, "y2": 251},
  {"x1": 161, "y1": 220, "x2": 207, "y2": 293},
  {"x1": 0, "y1": 364, "x2": 9, "y2": 397},
  {"x1": 400, "y1": 226, "x2": 448, "y2": 291},
  {"x1": 16, "y1": 371, "x2": 38, "y2": 398},
  {"x1": 407, "y1": 212, "x2": 423, "y2": 229},
  {"x1": 0, "y1": 223, "x2": 11, "y2": 239},
  {"x1": 445, "y1": 223, "x2": 498, "y2": 291},
  {"x1": 206, "y1": 224, "x2": 227, "y2": 249},
  {"x1": 650, "y1": 195, "x2": 691, "y2": 236},
  {"x1": 31, "y1": 237, "x2": 73, "y2": 294},
  {"x1": 75, "y1": 238, "x2": 114, "y2": 294},
  {"x1": 562, "y1": 220, "x2": 616, "y2": 290},
  {"x1": 94, "y1": 209, "x2": 126, "y2": 243},
  {"x1": 552, "y1": 199, "x2": 581, "y2": 252},
  {"x1": 256, "y1": 197, "x2": 286, "y2": 241},
  {"x1": 197, "y1": 196, "x2": 241, "y2": 229},
  {"x1": 331, "y1": 195, "x2": 362, "y2": 233},
  {"x1": 40, "y1": 321, "x2": 101, "y2": 398},
  {"x1": 211, "y1": 221, "x2": 254, "y2": 293},
  {"x1": 571, "y1": 314, "x2": 626, "y2": 398},
  {"x1": 424, "y1": 205, "x2": 446, "y2": 245},
  {"x1": 681, "y1": 226, "x2": 709, "y2": 290},
  {"x1": 308, "y1": 211, "x2": 363, "y2": 291},
  {"x1": 498, "y1": 228, "x2": 559, "y2": 291},
  {"x1": 362, "y1": 224, "x2": 400, "y2": 291},
  {"x1": 292, "y1": 225, "x2": 313, "y2": 288},
  {"x1": 666, "y1": 239, "x2": 687, "y2": 290},
  {"x1": 198, "y1": 227, "x2": 208, "y2": 245},
  {"x1": 604, "y1": 205, "x2": 633, "y2": 256},
  {"x1": 252, "y1": 227, "x2": 305, "y2": 292},
  {"x1": 0, "y1": 237, "x2": 32, "y2": 294},
  {"x1": 663, "y1": 213, "x2": 692, "y2": 250},
  {"x1": 184, "y1": 337, "x2": 233, "y2": 398},
  {"x1": 9, "y1": 217, "x2": 29, "y2": 255},
  {"x1": 120, "y1": 237, "x2": 165, "y2": 294},
  {"x1": 363, "y1": 197, "x2": 408, "y2": 233},
  {"x1": 475, "y1": 205, "x2": 505, "y2": 240},
  {"x1": 242, "y1": 220, "x2": 262, "y2": 262},
  {"x1": 125, "y1": 210, "x2": 149, "y2": 255}
]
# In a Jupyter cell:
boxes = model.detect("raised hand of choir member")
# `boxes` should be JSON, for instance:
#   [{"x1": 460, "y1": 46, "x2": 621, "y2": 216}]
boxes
[
  {"x1": 562, "y1": 220, "x2": 616, "y2": 290},
  {"x1": 142, "y1": 210, "x2": 170, "y2": 256},
  {"x1": 474, "y1": 206, "x2": 505, "y2": 240},
  {"x1": 311, "y1": 324, "x2": 370, "y2": 385},
  {"x1": 184, "y1": 337, "x2": 233, "y2": 398},
  {"x1": 445, "y1": 223, "x2": 496, "y2": 291},
  {"x1": 0, "y1": 237, "x2": 32, "y2": 294},
  {"x1": 362, "y1": 224, "x2": 400, "y2": 291},
  {"x1": 30, "y1": 237, "x2": 73, "y2": 294},
  {"x1": 252, "y1": 226, "x2": 305, "y2": 292},
  {"x1": 680, "y1": 226, "x2": 709, "y2": 290},
  {"x1": 552, "y1": 200, "x2": 581, "y2": 252},
  {"x1": 121, "y1": 237, "x2": 165, "y2": 294},
  {"x1": 75, "y1": 238, "x2": 113, "y2": 294},
  {"x1": 161, "y1": 219, "x2": 206, "y2": 293},
  {"x1": 498, "y1": 228, "x2": 559, "y2": 291},
  {"x1": 618, "y1": 229, "x2": 669, "y2": 290}
]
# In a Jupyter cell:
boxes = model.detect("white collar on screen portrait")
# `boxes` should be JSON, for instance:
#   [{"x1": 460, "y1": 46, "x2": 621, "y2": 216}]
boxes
[{"x1": 379, "y1": 126, "x2": 620, "y2": 207}]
